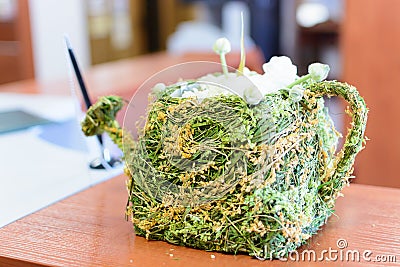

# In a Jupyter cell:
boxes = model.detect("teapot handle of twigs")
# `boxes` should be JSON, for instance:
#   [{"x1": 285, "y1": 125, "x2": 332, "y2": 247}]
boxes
[
  {"x1": 307, "y1": 81, "x2": 368, "y2": 198},
  {"x1": 81, "y1": 95, "x2": 126, "y2": 150}
]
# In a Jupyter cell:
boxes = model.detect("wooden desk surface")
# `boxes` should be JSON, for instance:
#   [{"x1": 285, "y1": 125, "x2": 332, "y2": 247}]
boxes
[{"x1": 0, "y1": 174, "x2": 399, "y2": 267}]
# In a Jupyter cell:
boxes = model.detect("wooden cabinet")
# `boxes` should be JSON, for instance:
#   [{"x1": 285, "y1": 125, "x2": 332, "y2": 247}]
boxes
[
  {"x1": 0, "y1": 0, "x2": 34, "y2": 85},
  {"x1": 342, "y1": 0, "x2": 400, "y2": 188},
  {"x1": 86, "y1": 0, "x2": 197, "y2": 65},
  {"x1": 86, "y1": 0, "x2": 149, "y2": 65}
]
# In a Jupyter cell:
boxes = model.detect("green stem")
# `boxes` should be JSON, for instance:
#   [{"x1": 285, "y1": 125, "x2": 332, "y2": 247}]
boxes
[
  {"x1": 237, "y1": 13, "x2": 246, "y2": 75},
  {"x1": 220, "y1": 53, "x2": 228, "y2": 76},
  {"x1": 287, "y1": 74, "x2": 311, "y2": 88}
]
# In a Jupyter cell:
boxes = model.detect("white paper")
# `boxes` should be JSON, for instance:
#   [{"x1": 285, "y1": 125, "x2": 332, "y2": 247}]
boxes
[
  {"x1": 0, "y1": 94, "x2": 123, "y2": 227},
  {"x1": 0, "y1": 93, "x2": 76, "y2": 122}
]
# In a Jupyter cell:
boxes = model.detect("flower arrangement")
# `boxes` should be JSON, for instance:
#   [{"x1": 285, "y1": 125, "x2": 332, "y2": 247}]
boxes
[{"x1": 81, "y1": 37, "x2": 368, "y2": 259}]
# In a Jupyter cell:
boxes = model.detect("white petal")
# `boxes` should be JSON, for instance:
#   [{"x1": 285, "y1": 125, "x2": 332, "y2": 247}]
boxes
[
  {"x1": 181, "y1": 91, "x2": 197, "y2": 98},
  {"x1": 262, "y1": 56, "x2": 298, "y2": 86}
]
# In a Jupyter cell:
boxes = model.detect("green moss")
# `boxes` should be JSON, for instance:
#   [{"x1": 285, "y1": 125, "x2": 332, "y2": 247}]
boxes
[{"x1": 81, "y1": 81, "x2": 368, "y2": 259}]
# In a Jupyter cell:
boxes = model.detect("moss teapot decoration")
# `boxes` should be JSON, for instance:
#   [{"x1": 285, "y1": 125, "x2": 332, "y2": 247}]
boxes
[{"x1": 81, "y1": 37, "x2": 368, "y2": 259}]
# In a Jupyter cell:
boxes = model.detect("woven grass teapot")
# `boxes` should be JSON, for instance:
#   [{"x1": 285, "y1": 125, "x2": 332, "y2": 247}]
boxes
[{"x1": 81, "y1": 39, "x2": 367, "y2": 259}]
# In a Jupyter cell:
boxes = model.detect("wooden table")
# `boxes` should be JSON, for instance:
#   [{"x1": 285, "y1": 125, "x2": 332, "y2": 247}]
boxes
[
  {"x1": 0, "y1": 174, "x2": 399, "y2": 267},
  {"x1": 1, "y1": 51, "x2": 399, "y2": 266}
]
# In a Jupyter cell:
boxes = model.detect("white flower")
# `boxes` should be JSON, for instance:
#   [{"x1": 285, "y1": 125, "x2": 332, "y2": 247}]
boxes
[
  {"x1": 242, "y1": 56, "x2": 298, "y2": 96},
  {"x1": 246, "y1": 74, "x2": 283, "y2": 96},
  {"x1": 308, "y1": 63, "x2": 330, "y2": 82},
  {"x1": 170, "y1": 88, "x2": 182, "y2": 97},
  {"x1": 213, "y1": 38, "x2": 231, "y2": 75},
  {"x1": 181, "y1": 91, "x2": 197, "y2": 98},
  {"x1": 194, "y1": 89, "x2": 211, "y2": 100},
  {"x1": 152, "y1": 83, "x2": 166, "y2": 94},
  {"x1": 172, "y1": 55, "x2": 302, "y2": 105},
  {"x1": 177, "y1": 73, "x2": 261, "y2": 104},
  {"x1": 289, "y1": 85, "x2": 304, "y2": 102},
  {"x1": 243, "y1": 86, "x2": 263, "y2": 105},
  {"x1": 242, "y1": 56, "x2": 297, "y2": 96},
  {"x1": 262, "y1": 56, "x2": 298, "y2": 87},
  {"x1": 213, "y1": 37, "x2": 231, "y2": 55}
]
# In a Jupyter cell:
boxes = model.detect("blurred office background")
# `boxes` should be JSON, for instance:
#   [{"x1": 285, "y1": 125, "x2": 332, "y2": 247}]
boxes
[
  {"x1": 0, "y1": 0, "x2": 343, "y2": 83},
  {"x1": 0, "y1": 0, "x2": 399, "y2": 188}
]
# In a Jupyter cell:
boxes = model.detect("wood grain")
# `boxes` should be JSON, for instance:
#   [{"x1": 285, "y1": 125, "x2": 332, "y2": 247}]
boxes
[{"x1": 0, "y1": 174, "x2": 399, "y2": 267}]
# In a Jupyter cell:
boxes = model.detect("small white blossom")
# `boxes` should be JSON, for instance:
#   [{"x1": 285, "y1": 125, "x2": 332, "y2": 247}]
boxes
[
  {"x1": 152, "y1": 83, "x2": 166, "y2": 94},
  {"x1": 308, "y1": 63, "x2": 330, "y2": 82},
  {"x1": 243, "y1": 86, "x2": 263, "y2": 105},
  {"x1": 289, "y1": 85, "x2": 304, "y2": 102},
  {"x1": 242, "y1": 56, "x2": 297, "y2": 96},
  {"x1": 262, "y1": 56, "x2": 298, "y2": 86},
  {"x1": 213, "y1": 37, "x2": 231, "y2": 55}
]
